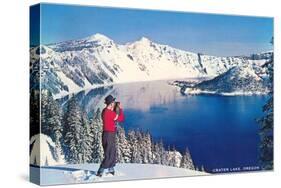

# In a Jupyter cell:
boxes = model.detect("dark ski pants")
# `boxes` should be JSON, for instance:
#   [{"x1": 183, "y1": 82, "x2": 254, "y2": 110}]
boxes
[{"x1": 99, "y1": 131, "x2": 116, "y2": 169}]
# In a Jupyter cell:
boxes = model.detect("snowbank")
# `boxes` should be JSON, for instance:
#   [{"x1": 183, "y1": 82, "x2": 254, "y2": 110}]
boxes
[{"x1": 30, "y1": 134, "x2": 65, "y2": 166}]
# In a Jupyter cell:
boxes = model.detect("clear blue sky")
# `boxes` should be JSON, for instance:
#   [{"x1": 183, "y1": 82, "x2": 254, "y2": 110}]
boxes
[{"x1": 31, "y1": 3, "x2": 273, "y2": 56}]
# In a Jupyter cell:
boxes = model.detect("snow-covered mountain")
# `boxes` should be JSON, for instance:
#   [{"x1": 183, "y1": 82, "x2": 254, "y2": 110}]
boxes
[
  {"x1": 182, "y1": 63, "x2": 271, "y2": 95},
  {"x1": 30, "y1": 33, "x2": 272, "y2": 97}
]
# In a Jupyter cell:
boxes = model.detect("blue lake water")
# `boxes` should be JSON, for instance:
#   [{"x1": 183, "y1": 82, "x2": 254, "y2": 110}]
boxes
[{"x1": 61, "y1": 80, "x2": 267, "y2": 173}]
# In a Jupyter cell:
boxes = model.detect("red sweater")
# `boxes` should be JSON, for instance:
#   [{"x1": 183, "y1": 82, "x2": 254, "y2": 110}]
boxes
[{"x1": 102, "y1": 108, "x2": 125, "y2": 132}]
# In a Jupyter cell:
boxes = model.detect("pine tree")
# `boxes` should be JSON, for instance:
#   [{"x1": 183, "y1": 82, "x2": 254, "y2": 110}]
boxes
[
  {"x1": 128, "y1": 130, "x2": 142, "y2": 163},
  {"x1": 135, "y1": 130, "x2": 144, "y2": 163},
  {"x1": 116, "y1": 126, "x2": 131, "y2": 163},
  {"x1": 76, "y1": 112, "x2": 92, "y2": 163},
  {"x1": 142, "y1": 132, "x2": 153, "y2": 163},
  {"x1": 89, "y1": 108, "x2": 103, "y2": 163},
  {"x1": 30, "y1": 89, "x2": 40, "y2": 138},
  {"x1": 180, "y1": 147, "x2": 195, "y2": 170},
  {"x1": 161, "y1": 141, "x2": 170, "y2": 166},
  {"x1": 152, "y1": 142, "x2": 161, "y2": 164},
  {"x1": 169, "y1": 146, "x2": 178, "y2": 167},
  {"x1": 40, "y1": 90, "x2": 64, "y2": 161},
  {"x1": 152, "y1": 139, "x2": 166, "y2": 165},
  {"x1": 138, "y1": 131, "x2": 148, "y2": 163},
  {"x1": 115, "y1": 131, "x2": 122, "y2": 163},
  {"x1": 62, "y1": 96, "x2": 84, "y2": 163}
]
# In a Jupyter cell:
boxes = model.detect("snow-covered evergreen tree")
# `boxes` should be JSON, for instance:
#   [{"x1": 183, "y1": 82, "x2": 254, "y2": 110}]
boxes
[
  {"x1": 115, "y1": 131, "x2": 122, "y2": 162},
  {"x1": 128, "y1": 130, "x2": 142, "y2": 163},
  {"x1": 76, "y1": 112, "x2": 92, "y2": 163},
  {"x1": 89, "y1": 108, "x2": 103, "y2": 163},
  {"x1": 40, "y1": 89, "x2": 64, "y2": 161},
  {"x1": 152, "y1": 139, "x2": 165, "y2": 165},
  {"x1": 30, "y1": 89, "x2": 40, "y2": 138},
  {"x1": 180, "y1": 147, "x2": 195, "y2": 170},
  {"x1": 142, "y1": 132, "x2": 153, "y2": 163},
  {"x1": 116, "y1": 126, "x2": 131, "y2": 163},
  {"x1": 169, "y1": 146, "x2": 178, "y2": 167},
  {"x1": 62, "y1": 96, "x2": 84, "y2": 164},
  {"x1": 137, "y1": 131, "x2": 148, "y2": 163},
  {"x1": 164, "y1": 145, "x2": 177, "y2": 167}
]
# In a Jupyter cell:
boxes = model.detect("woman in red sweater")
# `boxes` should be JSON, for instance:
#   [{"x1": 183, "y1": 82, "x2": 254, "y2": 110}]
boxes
[{"x1": 97, "y1": 95, "x2": 124, "y2": 177}]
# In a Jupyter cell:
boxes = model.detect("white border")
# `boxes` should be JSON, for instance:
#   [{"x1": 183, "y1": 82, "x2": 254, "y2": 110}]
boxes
[{"x1": 0, "y1": 0, "x2": 280, "y2": 188}]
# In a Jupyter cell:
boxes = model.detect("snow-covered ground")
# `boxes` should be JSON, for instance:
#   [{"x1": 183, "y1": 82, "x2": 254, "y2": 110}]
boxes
[
  {"x1": 30, "y1": 163, "x2": 208, "y2": 185},
  {"x1": 30, "y1": 134, "x2": 65, "y2": 166}
]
